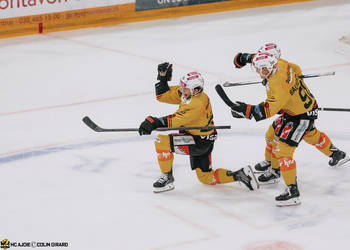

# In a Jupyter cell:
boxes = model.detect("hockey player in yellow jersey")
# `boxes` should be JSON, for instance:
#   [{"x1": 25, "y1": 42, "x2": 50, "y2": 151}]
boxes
[
  {"x1": 233, "y1": 43, "x2": 349, "y2": 187},
  {"x1": 138, "y1": 62, "x2": 259, "y2": 193},
  {"x1": 228, "y1": 50, "x2": 349, "y2": 206}
]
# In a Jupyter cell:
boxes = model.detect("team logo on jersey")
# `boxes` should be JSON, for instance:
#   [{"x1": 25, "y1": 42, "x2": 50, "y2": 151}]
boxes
[{"x1": 181, "y1": 95, "x2": 192, "y2": 104}]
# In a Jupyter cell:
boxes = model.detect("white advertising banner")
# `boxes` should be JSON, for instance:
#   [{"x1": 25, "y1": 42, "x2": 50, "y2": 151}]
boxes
[{"x1": 0, "y1": 0, "x2": 133, "y2": 19}]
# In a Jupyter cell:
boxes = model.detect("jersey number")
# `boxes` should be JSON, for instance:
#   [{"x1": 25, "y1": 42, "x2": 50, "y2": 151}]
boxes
[{"x1": 298, "y1": 80, "x2": 313, "y2": 109}]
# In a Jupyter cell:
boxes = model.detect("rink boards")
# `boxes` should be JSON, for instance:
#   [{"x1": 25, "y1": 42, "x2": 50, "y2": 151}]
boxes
[{"x1": 0, "y1": 0, "x2": 311, "y2": 39}]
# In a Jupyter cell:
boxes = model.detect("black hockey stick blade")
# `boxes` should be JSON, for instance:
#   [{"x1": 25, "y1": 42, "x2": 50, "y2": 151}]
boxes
[
  {"x1": 215, "y1": 84, "x2": 235, "y2": 107},
  {"x1": 82, "y1": 116, "x2": 139, "y2": 132},
  {"x1": 83, "y1": 116, "x2": 102, "y2": 132}
]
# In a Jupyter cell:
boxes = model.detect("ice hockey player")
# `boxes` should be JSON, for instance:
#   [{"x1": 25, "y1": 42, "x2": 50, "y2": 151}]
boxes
[
  {"x1": 233, "y1": 43, "x2": 349, "y2": 187},
  {"x1": 138, "y1": 62, "x2": 259, "y2": 193},
  {"x1": 225, "y1": 50, "x2": 349, "y2": 206}
]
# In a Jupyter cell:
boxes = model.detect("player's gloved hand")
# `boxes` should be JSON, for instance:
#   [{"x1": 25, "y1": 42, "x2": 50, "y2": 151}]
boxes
[
  {"x1": 231, "y1": 101, "x2": 252, "y2": 119},
  {"x1": 233, "y1": 53, "x2": 254, "y2": 68},
  {"x1": 138, "y1": 116, "x2": 164, "y2": 135},
  {"x1": 157, "y1": 62, "x2": 173, "y2": 82}
]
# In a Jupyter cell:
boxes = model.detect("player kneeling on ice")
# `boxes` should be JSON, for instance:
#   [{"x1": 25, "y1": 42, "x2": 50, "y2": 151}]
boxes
[
  {"x1": 138, "y1": 62, "x2": 259, "y2": 193},
  {"x1": 220, "y1": 51, "x2": 349, "y2": 207}
]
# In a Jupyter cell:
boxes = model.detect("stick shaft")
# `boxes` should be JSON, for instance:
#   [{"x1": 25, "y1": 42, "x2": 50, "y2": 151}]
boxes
[
  {"x1": 82, "y1": 116, "x2": 231, "y2": 132},
  {"x1": 224, "y1": 71, "x2": 335, "y2": 87},
  {"x1": 300, "y1": 71, "x2": 335, "y2": 78},
  {"x1": 318, "y1": 107, "x2": 350, "y2": 112}
]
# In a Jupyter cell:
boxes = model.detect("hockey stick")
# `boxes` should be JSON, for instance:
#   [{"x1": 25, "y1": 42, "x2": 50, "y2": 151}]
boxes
[
  {"x1": 223, "y1": 71, "x2": 335, "y2": 87},
  {"x1": 215, "y1": 84, "x2": 236, "y2": 107},
  {"x1": 82, "y1": 116, "x2": 231, "y2": 132},
  {"x1": 318, "y1": 107, "x2": 350, "y2": 112},
  {"x1": 215, "y1": 84, "x2": 350, "y2": 113}
]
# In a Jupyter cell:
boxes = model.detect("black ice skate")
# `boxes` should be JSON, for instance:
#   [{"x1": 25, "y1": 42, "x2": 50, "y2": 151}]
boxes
[
  {"x1": 228, "y1": 166, "x2": 259, "y2": 191},
  {"x1": 329, "y1": 145, "x2": 350, "y2": 167},
  {"x1": 153, "y1": 172, "x2": 174, "y2": 193},
  {"x1": 254, "y1": 160, "x2": 271, "y2": 172},
  {"x1": 258, "y1": 167, "x2": 280, "y2": 185},
  {"x1": 275, "y1": 183, "x2": 301, "y2": 207}
]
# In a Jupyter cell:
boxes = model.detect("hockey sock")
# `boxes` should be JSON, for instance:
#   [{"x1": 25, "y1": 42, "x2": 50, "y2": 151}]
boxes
[
  {"x1": 304, "y1": 129, "x2": 332, "y2": 156},
  {"x1": 155, "y1": 134, "x2": 174, "y2": 173},
  {"x1": 156, "y1": 149, "x2": 174, "y2": 173},
  {"x1": 214, "y1": 168, "x2": 237, "y2": 184},
  {"x1": 278, "y1": 157, "x2": 297, "y2": 186},
  {"x1": 195, "y1": 168, "x2": 216, "y2": 185}
]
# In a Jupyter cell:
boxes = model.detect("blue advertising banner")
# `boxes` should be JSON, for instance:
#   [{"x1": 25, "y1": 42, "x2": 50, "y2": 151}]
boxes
[{"x1": 136, "y1": 0, "x2": 229, "y2": 11}]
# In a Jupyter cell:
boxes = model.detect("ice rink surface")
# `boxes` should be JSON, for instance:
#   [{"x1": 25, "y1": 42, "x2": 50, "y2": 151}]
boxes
[{"x1": 1, "y1": 0, "x2": 350, "y2": 249}]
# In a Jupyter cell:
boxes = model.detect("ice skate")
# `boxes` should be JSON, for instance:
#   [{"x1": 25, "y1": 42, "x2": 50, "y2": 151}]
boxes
[
  {"x1": 228, "y1": 166, "x2": 259, "y2": 191},
  {"x1": 153, "y1": 172, "x2": 174, "y2": 193},
  {"x1": 254, "y1": 160, "x2": 271, "y2": 172},
  {"x1": 275, "y1": 183, "x2": 301, "y2": 207},
  {"x1": 329, "y1": 148, "x2": 350, "y2": 167},
  {"x1": 257, "y1": 167, "x2": 280, "y2": 185}
]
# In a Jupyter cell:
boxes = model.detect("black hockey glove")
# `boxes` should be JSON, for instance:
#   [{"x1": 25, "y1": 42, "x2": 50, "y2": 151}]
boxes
[
  {"x1": 231, "y1": 102, "x2": 253, "y2": 119},
  {"x1": 157, "y1": 62, "x2": 173, "y2": 82},
  {"x1": 233, "y1": 53, "x2": 254, "y2": 68},
  {"x1": 138, "y1": 116, "x2": 165, "y2": 135}
]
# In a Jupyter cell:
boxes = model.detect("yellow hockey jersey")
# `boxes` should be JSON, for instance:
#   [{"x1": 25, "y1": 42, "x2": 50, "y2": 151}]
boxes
[
  {"x1": 156, "y1": 86, "x2": 214, "y2": 136},
  {"x1": 263, "y1": 58, "x2": 317, "y2": 118}
]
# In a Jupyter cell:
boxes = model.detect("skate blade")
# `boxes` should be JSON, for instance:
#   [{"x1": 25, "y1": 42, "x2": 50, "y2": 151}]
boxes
[
  {"x1": 153, "y1": 183, "x2": 175, "y2": 193},
  {"x1": 254, "y1": 170, "x2": 267, "y2": 174},
  {"x1": 245, "y1": 165, "x2": 260, "y2": 190},
  {"x1": 275, "y1": 197, "x2": 301, "y2": 207},
  {"x1": 334, "y1": 155, "x2": 350, "y2": 167},
  {"x1": 258, "y1": 178, "x2": 280, "y2": 185}
]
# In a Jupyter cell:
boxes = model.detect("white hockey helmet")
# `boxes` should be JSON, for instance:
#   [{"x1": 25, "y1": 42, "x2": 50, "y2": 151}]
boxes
[
  {"x1": 179, "y1": 72, "x2": 204, "y2": 96},
  {"x1": 252, "y1": 52, "x2": 278, "y2": 77},
  {"x1": 258, "y1": 42, "x2": 281, "y2": 59}
]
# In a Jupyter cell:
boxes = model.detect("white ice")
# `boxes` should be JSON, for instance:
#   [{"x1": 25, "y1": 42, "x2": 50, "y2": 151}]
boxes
[{"x1": 1, "y1": 0, "x2": 350, "y2": 249}]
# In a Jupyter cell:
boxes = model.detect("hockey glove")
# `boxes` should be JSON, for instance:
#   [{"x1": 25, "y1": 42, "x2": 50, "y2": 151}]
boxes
[
  {"x1": 138, "y1": 116, "x2": 165, "y2": 135},
  {"x1": 231, "y1": 102, "x2": 253, "y2": 119},
  {"x1": 157, "y1": 62, "x2": 173, "y2": 82},
  {"x1": 233, "y1": 53, "x2": 254, "y2": 68}
]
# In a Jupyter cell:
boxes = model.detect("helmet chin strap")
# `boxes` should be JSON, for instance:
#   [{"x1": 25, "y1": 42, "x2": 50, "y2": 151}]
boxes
[{"x1": 192, "y1": 87, "x2": 203, "y2": 96}]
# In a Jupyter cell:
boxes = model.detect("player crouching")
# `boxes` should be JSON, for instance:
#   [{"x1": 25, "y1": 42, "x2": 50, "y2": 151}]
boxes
[{"x1": 138, "y1": 62, "x2": 259, "y2": 193}]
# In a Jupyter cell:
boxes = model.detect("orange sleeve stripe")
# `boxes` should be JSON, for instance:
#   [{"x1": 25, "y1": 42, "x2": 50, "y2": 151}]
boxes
[
  {"x1": 234, "y1": 57, "x2": 243, "y2": 68},
  {"x1": 245, "y1": 104, "x2": 252, "y2": 118},
  {"x1": 264, "y1": 106, "x2": 270, "y2": 118},
  {"x1": 146, "y1": 116, "x2": 154, "y2": 123},
  {"x1": 167, "y1": 117, "x2": 172, "y2": 127}
]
